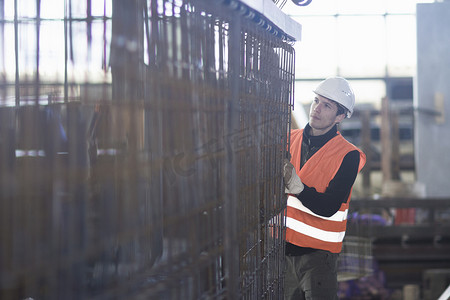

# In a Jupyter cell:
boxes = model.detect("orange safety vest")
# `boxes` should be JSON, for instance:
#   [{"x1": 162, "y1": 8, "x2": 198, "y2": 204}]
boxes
[{"x1": 286, "y1": 129, "x2": 366, "y2": 253}]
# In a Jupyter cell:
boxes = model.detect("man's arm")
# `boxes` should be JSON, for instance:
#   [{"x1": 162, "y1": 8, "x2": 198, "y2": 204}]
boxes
[{"x1": 294, "y1": 150, "x2": 360, "y2": 217}]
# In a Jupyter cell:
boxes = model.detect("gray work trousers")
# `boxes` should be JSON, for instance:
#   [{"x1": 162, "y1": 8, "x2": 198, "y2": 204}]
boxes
[{"x1": 284, "y1": 250, "x2": 339, "y2": 300}]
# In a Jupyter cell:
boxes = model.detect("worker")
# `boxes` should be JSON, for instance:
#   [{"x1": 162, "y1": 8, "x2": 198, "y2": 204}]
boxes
[{"x1": 283, "y1": 76, "x2": 366, "y2": 299}]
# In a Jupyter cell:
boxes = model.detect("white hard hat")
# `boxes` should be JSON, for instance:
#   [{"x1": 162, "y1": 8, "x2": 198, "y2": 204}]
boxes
[{"x1": 313, "y1": 77, "x2": 355, "y2": 118}]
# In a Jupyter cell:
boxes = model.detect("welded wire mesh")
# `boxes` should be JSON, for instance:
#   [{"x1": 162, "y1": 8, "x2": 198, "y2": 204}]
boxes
[
  {"x1": 0, "y1": 0, "x2": 296, "y2": 299},
  {"x1": 338, "y1": 236, "x2": 374, "y2": 282}
]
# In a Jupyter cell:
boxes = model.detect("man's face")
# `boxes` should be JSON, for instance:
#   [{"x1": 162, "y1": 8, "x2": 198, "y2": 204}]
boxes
[{"x1": 309, "y1": 95, "x2": 345, "y2": 136}]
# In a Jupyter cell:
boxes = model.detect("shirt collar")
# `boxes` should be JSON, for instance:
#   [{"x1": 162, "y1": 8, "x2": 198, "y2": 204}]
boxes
[{"x1": 303, "y1": 123, "x2": 338, "y2": 148}]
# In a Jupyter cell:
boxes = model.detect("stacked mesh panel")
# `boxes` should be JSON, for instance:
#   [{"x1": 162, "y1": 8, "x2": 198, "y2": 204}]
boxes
[{"x1": 0, "y1": 0, "x2": 296, "y2": 299}]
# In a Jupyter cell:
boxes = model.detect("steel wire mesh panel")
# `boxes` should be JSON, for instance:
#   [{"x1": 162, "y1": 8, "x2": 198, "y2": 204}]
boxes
[
  {"x1": 0, "y1": 0, "x2": 295, "y2": 299},
  {"x1": 337, "y1": 236, "x2": 374, "y2": 282}
]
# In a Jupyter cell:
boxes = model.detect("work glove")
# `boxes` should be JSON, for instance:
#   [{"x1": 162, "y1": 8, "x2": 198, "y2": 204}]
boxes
[{"x1": 283, "y1": 158, "x2": 304, "y2": 194}]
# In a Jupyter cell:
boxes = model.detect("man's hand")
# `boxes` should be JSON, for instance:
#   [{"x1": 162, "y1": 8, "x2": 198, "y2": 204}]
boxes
[{"x1": 283, "y1": 158, "x2": 304, "y2": 194}]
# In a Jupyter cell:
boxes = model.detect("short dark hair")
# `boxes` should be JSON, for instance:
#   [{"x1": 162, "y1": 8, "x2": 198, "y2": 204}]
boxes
[{"x1": 334, "y1": 101, "x2": 347, "y2": 116}]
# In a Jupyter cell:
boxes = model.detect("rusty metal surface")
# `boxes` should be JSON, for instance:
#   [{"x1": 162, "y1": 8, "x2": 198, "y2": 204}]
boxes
[{"x1": 0, "y1": 0, "x2": 296, "y2": 299}]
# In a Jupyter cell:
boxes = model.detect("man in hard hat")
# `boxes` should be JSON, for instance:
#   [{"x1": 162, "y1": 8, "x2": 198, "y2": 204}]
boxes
[{"x1": 283, "y1": 77, "x2": 366, "y2": 299}]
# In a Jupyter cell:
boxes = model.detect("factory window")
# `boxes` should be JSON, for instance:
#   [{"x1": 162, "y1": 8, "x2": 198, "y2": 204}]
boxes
[
  {"x1": 0, "y1": 0, "x2": 112, "y2": 84},
  {"x1": 284, "y1": 0, "x2": 434, "y2": 106}
]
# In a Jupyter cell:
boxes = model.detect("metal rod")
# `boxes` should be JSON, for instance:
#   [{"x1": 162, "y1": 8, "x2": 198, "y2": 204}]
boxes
[{"x1": 14, "y1": 0, "x2": 19, "y2": 105}]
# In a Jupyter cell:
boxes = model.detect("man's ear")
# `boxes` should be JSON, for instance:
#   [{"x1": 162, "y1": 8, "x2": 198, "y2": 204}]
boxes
[{"x1": 335, "y1": 113, "x2": 345, "y2": 124}]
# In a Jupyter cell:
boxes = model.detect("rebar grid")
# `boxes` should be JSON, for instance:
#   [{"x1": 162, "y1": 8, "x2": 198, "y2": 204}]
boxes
[{"x1": 0, "y1": 0, "x2": 296, "y2": 299}]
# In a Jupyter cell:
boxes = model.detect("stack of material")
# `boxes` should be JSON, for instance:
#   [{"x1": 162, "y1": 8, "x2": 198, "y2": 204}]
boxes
[
  {"x1": 0, "y1": 0, "x2": 299, "y2": 299},
  {"x1": 338, "y1": 236, "x2": 374, "y2": 282}
]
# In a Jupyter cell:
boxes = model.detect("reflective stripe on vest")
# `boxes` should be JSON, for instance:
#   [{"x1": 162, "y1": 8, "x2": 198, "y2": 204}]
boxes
[{"x1": 286, "y1": 129, "x2": 366, "y2": 253}]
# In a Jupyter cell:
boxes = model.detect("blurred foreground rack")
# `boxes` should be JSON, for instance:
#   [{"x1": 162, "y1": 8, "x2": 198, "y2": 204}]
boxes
[{"x1": 0, "y1": 0, "x2": 299, "y2": 299}]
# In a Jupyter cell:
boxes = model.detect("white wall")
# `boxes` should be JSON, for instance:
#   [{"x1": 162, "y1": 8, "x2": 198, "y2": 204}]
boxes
[{"x1": 415, "y1": 2, "x2": 450, "y2": 197}]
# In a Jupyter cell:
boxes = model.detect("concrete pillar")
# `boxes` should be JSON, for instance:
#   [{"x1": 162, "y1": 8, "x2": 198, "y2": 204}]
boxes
[{"x1": 415, "y1": 2, "x2": 450, "y2": 197}]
